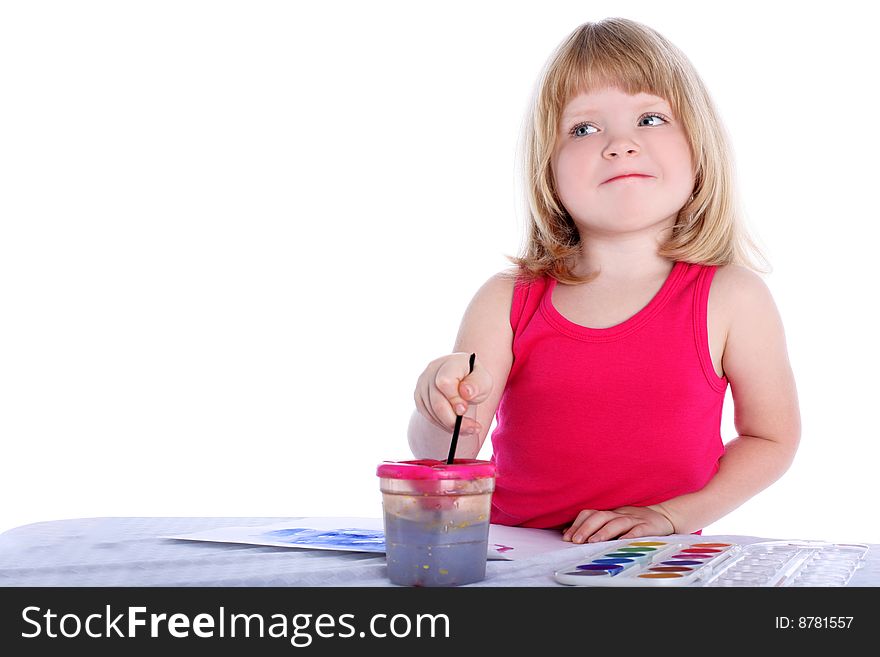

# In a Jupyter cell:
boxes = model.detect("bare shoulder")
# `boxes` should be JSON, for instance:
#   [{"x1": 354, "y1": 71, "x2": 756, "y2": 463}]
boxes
[
  {"x1": 452, "y1": 269, "x2": 519, "y2": 442},
  {"x1": 715, "y1": 263, "x2": 792, "y2": 382},
  {"x1": 711, "y1": 264, "x2": 778, "y2": 319},
  {"x1": 484, "y1": 266, "x2": 521, "y2": 290},
  {"x1": 713, "y1": 264, "x2": 800, "y2": 445},
  {"x1": 465, "y1": 267, "x2": 519, "y2": 313},
  {"x1": 708, "y1": 264, "x2": 782, "y2": 379},
  {"x1": 453, "y1": 268, "x2": 519, "y2": 359}
]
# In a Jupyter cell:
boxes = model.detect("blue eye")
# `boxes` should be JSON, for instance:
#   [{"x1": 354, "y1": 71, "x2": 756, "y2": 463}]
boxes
[
  {"x1": 569, "y1": 112, "x2": 669, "y2": 138},
  {"x1": 639, "y1": 113, "x2": 667, "y2": 127},
  {"x1": 572, "y1": 123, "x2": 598, "y2": 137}
]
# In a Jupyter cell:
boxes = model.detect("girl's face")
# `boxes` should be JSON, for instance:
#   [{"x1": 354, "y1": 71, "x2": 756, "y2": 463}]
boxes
[{"x1": 552, "y1": 86, "x2": 695, "y2": 236}]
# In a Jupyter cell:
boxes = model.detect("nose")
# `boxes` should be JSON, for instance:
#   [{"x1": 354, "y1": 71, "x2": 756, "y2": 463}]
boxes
[{"x1": 603, "y1": 138, "x2": 639, "y2": 159}]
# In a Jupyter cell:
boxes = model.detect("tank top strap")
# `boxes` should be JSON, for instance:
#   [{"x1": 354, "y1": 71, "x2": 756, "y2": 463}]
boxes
[
  {"x1": 509, "y1": 275, "x2": 550, "y2": 334},
  {"x1": 692, "y1": 264, "x2": 727, "y2": 393}
]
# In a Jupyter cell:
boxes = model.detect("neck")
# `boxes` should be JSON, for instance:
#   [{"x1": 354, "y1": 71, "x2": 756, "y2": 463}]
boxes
[{"x1": 570, "y1": 215, "x2": 677, "y2": 283}]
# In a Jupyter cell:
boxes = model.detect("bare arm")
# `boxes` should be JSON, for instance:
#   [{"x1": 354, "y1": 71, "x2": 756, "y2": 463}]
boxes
[
  {"x1": 652, "y1": 267, "x2": 802, "y2": 533},
  {"x1": 408, "y1": 270, "x2": 517, "y2": 460},
  {"x1": 565, "y1": 265, "x2": 802, "y2": 543}
]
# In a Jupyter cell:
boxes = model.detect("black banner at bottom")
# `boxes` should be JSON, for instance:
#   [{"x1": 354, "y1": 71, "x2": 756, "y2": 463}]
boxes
[{"x1": 0, "y1": 586, "x2": 873, "y2": 654}]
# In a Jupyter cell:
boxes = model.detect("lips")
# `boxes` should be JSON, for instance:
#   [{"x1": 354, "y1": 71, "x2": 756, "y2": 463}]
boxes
[{"x1": 603, "y1": 173, "x2": 653, "y2": 184}]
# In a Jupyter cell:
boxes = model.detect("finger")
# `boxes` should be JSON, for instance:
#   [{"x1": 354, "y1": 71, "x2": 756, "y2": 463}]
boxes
[
  {"x1": 457, "y1": 416, "x2": 483, "y2": 438},
  {"x1": 423, "y1": 385, "x2": 484, "y2": 437},
  {"x1": 562, "y1": 510, "x2": 598, "y2": 541},
  {"x1": 414, "y1": 385, "x2": 440, "y2": 429},
  {"x1": 618, "y1": 524, "x2": 653, "y2": 540},
  {"x1": 415, "y1": 379, "x2": 448, "y2": 430},
  {"x1": 563, "y1": 510, "x2": 596, "y2": 541},
  {"x1": 435, "y1": 355, "x2": 479, "y2": 416},
  {"x1": 458, "y1": 361, "x2": 494, "y2": 404},
  {"x1": 427, "y1": 383, "x2": 458, "y2": 431},
  {"x1": 569, "y1": 510, "x2": 618, "y2": 544},
  {"x1": 434, "y1": 353, "x2": 491, "y2": 415},
  {"x1": 585, "y1": 516, "x2": 640, "y2": 544},
  {"x1": 610, "y1": 505, "x2": 673, "y2": 537}
]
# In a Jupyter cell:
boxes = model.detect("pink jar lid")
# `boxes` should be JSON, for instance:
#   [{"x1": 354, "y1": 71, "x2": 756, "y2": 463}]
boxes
[{"x1": 376, "y1": 459, "x2": 495, "y2": 480}]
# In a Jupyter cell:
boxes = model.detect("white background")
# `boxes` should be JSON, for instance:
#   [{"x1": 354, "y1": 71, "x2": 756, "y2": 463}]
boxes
[{"x1": 1, "y1": 0, "x2": 878, "y2": 544}]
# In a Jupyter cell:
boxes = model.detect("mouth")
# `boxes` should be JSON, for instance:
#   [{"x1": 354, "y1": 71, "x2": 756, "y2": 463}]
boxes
[{"x1": 603, "y1": 174, "x2": 654, "y2": 184}]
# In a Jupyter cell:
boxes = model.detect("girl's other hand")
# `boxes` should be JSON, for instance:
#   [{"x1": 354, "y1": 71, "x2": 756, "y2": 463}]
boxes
[
  {"x1": 414, "y1": 352, "x2": 494, "y2": 438},
  {"x1": 561, "y1": 505, "x2": 675, "y2": 544}
]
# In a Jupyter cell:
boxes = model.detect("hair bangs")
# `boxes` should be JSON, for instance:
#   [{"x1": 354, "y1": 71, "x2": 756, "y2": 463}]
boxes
[{"x1": 548, "y1": 27, "x2": 684, "y2": 120}]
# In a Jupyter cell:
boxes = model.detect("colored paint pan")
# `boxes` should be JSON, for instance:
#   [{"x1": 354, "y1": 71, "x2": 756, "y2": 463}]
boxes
[
  {"x1": 617, "y1": 547, "x2": 656, "y2": 552},
  {"x1": 671, "y1": 553, "x2": 714, "y2": 559},
  {"x1": 561, "y1": 569, "x2": 613, "y2": 577},
  {"x1": 682, "y1": 547, "x2": 721, "y2": 554},
  {"x1": 575, "y1": 563, "x2": 623, "y2": 574}
]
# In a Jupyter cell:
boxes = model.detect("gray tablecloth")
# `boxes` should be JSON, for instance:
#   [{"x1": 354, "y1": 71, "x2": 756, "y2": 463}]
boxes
[{"x1": 1, "y1": 517, "x2": 877, "y2": 586}]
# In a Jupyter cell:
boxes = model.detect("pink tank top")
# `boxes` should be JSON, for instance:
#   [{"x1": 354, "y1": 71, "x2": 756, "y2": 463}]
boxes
[{"x1": 489, "y1": 260, "x2": 729, "y2": 529}]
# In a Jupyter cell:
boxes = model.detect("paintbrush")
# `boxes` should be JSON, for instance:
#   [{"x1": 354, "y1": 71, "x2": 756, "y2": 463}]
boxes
[{"x1": 446, "y1": 352, "x2": 476, "y2": 465}]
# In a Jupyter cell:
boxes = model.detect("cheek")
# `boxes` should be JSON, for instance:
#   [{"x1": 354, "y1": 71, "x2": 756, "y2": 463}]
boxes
[
  {"x1": 554, "y1": 147, "x2": 592, "y2": 191},
  {"x1": 664, "y1": 136, "x2": 695, "y2": 187},
  {"x1": 675, "y1": 136, "x2": 694, "y2": 180}
]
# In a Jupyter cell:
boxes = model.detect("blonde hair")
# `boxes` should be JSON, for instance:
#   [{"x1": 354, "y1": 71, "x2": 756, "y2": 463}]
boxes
[{"x1": 507, "y1": 17, "x2": 769, "y2": 284}]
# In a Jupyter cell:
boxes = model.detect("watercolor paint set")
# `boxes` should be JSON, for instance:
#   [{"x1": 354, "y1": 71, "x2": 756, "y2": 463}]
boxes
[
  {"x1": 554, "y1": 540, "x2": 738, "y2": 587},
  {"x1": 554, "y1": 539, "x2": 868, "y2": 587},
  {"x1": 705, "y1": 540, "x2": 869, "y2": 587}
]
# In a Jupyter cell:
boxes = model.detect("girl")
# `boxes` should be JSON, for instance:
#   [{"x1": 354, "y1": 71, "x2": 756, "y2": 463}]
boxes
[{"x1": 408, "y1": 18, "x2": 801, "y2": 544}]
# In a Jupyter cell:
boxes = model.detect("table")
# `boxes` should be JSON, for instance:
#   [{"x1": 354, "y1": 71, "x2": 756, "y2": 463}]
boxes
[{"x1": 1, "y1": 517, "x2": 878, "y2": 586}]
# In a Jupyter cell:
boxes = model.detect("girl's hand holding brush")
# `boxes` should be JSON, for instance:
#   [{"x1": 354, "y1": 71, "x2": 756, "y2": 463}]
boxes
[{"x1": 414, "y1": 352, "x2": 493, "y2": 440}]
